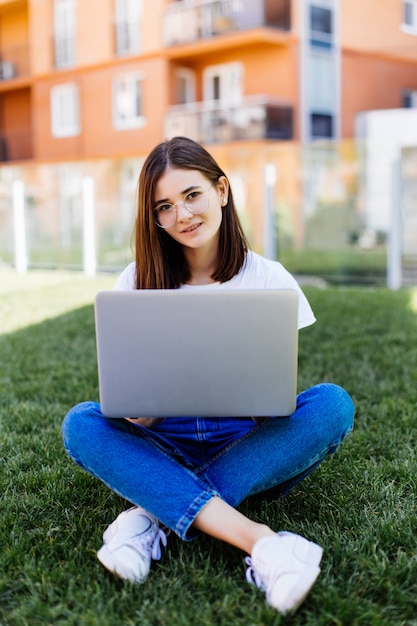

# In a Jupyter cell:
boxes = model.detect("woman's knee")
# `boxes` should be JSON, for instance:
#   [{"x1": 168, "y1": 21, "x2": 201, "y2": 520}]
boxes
[
  {"x1": 299, "y1": 382, "x2": 355, "y2": 440},
  {"x1": 62, "y1": 401, "x2": 102, "y2": 457}
]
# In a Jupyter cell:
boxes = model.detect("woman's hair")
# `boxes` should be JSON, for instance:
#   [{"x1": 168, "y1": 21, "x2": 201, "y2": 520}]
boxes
[{"x1": 133, "y1": 136, "x2": 249, "y2": 289}]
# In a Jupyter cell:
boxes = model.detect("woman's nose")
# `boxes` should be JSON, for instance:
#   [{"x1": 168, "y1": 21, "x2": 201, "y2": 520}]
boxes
[{"x1": 175, "y1": 201, "x2": 193, "y2": 221}]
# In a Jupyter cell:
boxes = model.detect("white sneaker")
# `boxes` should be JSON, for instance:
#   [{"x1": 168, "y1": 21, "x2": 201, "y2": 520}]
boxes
[
  {"x1": 245, "y1": 532, "x2": 323, "y2": 615},
  {"x1": 97, "y1": 507, "x2": 168, "y2": 583}
]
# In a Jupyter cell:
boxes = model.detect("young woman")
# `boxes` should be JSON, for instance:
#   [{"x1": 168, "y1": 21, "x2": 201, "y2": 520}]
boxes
[{"x1": 63, "y1": 136, "x2": 354, "y2": 615}]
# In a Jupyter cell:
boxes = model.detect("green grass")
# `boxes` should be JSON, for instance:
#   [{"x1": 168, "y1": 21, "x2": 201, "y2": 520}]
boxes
[
  {"x1": 279, "y1": 248, "x2": 387, "y2": 286},
  {"x1": 1, "y1": 270, "x2": 417, "y2": 626}
]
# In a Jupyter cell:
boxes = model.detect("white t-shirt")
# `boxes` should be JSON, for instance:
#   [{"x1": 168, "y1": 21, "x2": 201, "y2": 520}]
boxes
[{"x1": 113, "y1": 250, "x2": 316, "y2": 330}]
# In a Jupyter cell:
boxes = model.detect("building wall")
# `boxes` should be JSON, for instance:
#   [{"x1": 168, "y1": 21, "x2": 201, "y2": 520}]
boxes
[
  {"x1": 342, "y1": 51, "x2": 417, "y2": 137},
  {"x1": 341, "y1": 0, "x2": 417, "y2": 60},
  {"x1": 28, "y1": 0, "x2": 52, "y2": 75},
  {"x1": 32, "y1": 56, "x2": 170, "y2": 160},
  {"x1": 3, "y1": 0, "x2": 417, "y2": 160}
]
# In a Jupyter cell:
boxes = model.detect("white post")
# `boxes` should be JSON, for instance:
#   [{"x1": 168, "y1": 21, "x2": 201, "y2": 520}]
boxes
[
  {"x1": 82, "y1": 176, "x2": 96, "y2": 277},
  {"x1": 264, "y1": 163, "x2": 277, "y2": 260},
  {"x1": 387, "y1": 161, "x2": 402, "y2": 290},
  {"x1": 12, "y1": 180, "x2": 28, "y2": 273}
]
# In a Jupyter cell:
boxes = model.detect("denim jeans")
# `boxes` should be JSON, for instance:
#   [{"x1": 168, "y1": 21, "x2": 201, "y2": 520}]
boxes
[{"x1": 62, "y1": 383, "x2": 354, "y2": 541}]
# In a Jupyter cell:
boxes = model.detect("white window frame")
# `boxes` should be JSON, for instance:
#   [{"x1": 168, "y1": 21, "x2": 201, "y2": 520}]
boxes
[
  {"x1": 114, "y1": 0, "x2": 142, "y2": 56},
  {"x1": 203, "y1": 62, "x2": 244, "y2": 105},
  {"x1": 112, "y1": 73, "x2": 145, "y2": 130},
  {"x1": 175, "y1": 68, "x2": 196, "y2": 105},
  {"x1": 54, "y1": 0, "x2": 76, "y2": 68},
  {"x1": 51, "y1": 83, "x2": 80, "y2": 138},
  {"x1": 402, "y1": 0, "x2": 417, "y2": 33}
]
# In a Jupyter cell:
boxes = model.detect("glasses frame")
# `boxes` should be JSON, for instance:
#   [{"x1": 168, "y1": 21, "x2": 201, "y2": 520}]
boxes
[{"x1": 153, "y1": 184, "x2": 214, "y2": 229}]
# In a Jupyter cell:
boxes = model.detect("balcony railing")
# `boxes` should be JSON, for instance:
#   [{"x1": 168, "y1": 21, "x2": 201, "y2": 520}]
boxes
[
  {"x1": 163, "y1": 0, "x2": 291, "y2": 47},
  {"x1": 0, "y1": 44, "x2": 30, "y2": 81},
  {"x1": 165, "y1": 97, "x2": 293, "y2": 144},
  {"x1": 0, "y1": 130, "x2": 33, "y2": 162}
]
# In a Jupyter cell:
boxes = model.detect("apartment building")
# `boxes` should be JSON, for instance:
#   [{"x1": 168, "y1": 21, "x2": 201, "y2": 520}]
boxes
[{"x1": 1, "y1": 0, "x2": 417, "y2": 269}]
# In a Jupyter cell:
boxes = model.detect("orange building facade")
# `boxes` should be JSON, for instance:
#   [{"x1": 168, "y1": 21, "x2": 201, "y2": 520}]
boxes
[{"x1": 1, "y1": 0, "x2": 417, "y2": 270}]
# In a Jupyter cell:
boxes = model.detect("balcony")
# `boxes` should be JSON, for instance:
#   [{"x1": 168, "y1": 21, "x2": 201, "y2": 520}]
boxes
[
  {"x1": 165, "y1": 96, "x2": 293, "y2": 144},
  {"x1": 163, "y1": 0, "x2": 291, "y2": 47},
  {"x1": 0, "y1": 44, "x2": 30, "y2": 82},
  {"x1": 0, "y1": 130, "x2": 33, "y2": 162}
]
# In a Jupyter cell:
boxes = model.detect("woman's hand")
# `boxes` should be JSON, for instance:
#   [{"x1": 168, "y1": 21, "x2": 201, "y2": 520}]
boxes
[{"x1": 125, "y1": 417, "x2": 165, "y2": 429}]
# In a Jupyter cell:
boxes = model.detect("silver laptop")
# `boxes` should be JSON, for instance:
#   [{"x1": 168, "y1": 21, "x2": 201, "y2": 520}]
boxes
[{"x1": 94, "y1": 289, "x2": 299, "y2": 418}]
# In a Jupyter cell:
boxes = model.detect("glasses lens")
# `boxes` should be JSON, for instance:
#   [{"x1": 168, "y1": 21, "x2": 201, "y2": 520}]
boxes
[
  {"x1": 184, "y1": 189, "x2": 210, "y2": 215},
  {"x1": 154, "y1": 205, "x2": 176, "y2": 228}
]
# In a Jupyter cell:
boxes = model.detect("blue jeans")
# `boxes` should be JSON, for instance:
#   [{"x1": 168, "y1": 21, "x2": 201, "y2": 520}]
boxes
[{"x1": 62, "y1": 383, "x2": 354, "y2": 541}]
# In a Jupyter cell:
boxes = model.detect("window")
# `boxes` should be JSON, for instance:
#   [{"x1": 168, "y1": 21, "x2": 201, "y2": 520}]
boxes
[
  {"x1": 113, "y1": 74, "x2": 144, "y2": 129},
  {"x1": 402, "y1": 89, "x2": 417, "y2": 107},
  {"x1": 114, "y1": 0, "x2": 142, "y2": 55},
  {"x1": 403, "y1": 0, "x2": 417, "y2": 30},
  {"x1": 309, "y1": 5, "x2": 333, "y2": 48},
  {"x1": 308, "y1": 51, "x2": 336, "y2": 110},
  {"x1": 176, "y1": 69, "x2": 196, "y2": 105},
  {"x1": 311, "y1": 112, "x2": 333, "y2": 138},
  {"x1": 54, "y1": 0, "x2": 76, "y2": 68},
  {"x1": 203, "y1": 63, "x2": 243, "y2": 104},
  {"x1": 51, "y1": 83, "x2": 80, "y2": 137}
]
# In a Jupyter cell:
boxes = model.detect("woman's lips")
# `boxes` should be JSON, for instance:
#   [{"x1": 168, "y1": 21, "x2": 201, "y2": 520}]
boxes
[{"x1": 181, "y1": 222, "x2": 202, "y2": 234}]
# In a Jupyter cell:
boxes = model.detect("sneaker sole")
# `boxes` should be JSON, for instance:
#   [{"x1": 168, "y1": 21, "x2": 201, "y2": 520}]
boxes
[
  {"x1": 97, "y1": 544, "x2": 146, "y2": 583},
  {"x1": 285, "y1": 539, "x2": 323, "y2": 613},
  {"x1": 269, "y1": 563, "x2": 321, "y2": 615},
  {"x1": 287, "y1": 564, "x2": 321, "y2": 614},
  {"x1": 268, "y1": 535, "x2": 323, "y2": 614}
]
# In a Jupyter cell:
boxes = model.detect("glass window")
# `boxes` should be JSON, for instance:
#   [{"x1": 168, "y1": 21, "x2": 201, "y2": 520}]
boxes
[
  {"x1": 50, "y1": 83, "x2": 80, "y2": 137},
  {"x1": 403, "y1": 0, "x2": 417, "y2": 29},
  {"x1": 402, "y1": 89, "x2": 417, "y2": 107},
  {"x1": 203, "y1": 63, "x2": 243, "y2": 104},
  {"x1": 176, "y1": 69, "x2": 196, "y2": 105},
  {"x1": 54, "y1": 0, "x2": 76, "y2": 68},
  {"x1": 403, "y1": 1, "x2": 414, "y2": 26},
  {"x1": 113, "y1": 74, "x2": 145, "y2": 129},
  {"x1": 114, "y1": 0, "x2": 142, "y2": 55},
  {"x1": 311, "y1": 112, "x2": 334, "y2": 138},
  {"x1": 309, "y1": 5, "x2": 333, "y2": 49},
  {"x1": 308, "y1": 50, "x2": 336, "y2": 110}
]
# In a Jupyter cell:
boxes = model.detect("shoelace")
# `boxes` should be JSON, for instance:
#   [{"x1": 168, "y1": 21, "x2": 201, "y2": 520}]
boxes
[
  {"x1": 151, "y1": 527, "x2": 168, "y2": 561},
  {"x1": 128, "y1": 525, "x2": 168, "y2": 562},
  {"x1": 245, "y1": 556, "x2": 265, "y2": 590}
]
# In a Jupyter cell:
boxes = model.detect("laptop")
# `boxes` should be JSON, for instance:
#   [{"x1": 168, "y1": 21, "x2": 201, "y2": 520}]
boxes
[{"x1": 94, "y1": 289, "x2": 299, "y2": 418}]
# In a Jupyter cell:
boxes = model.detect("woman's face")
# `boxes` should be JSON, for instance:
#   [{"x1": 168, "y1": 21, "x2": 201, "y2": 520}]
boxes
[{"x1": 154, "y1": 168, "x2": 228, "y2": 252}]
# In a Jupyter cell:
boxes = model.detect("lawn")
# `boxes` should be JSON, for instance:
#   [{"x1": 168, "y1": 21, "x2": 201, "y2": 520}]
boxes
[{"x1": 1, "y1": 270, "x2": 417, "y2": 626}]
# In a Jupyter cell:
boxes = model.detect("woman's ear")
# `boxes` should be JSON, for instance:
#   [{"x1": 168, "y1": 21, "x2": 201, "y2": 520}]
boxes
[{"x1": 217, "y1": 176, "x2": 229, "y2": 206}]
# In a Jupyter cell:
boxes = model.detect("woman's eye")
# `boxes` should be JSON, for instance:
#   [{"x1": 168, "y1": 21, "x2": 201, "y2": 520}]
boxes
[
  {"x1": 186, "y1": 191, "x2": 201, "y2": 202},
  {"x1": 158, "y1": 204, "x2": 173, "y2": 213}
]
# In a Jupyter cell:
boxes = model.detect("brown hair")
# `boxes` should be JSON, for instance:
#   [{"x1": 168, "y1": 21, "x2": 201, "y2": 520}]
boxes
[{"x1": 134, "y1": 136, "x2": 249, "y2": 289}]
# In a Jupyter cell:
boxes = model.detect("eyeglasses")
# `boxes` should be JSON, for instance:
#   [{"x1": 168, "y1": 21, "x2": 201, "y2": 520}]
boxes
[{"x1": 153, "y1": 185, "x2": 213, "y2": 229}]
